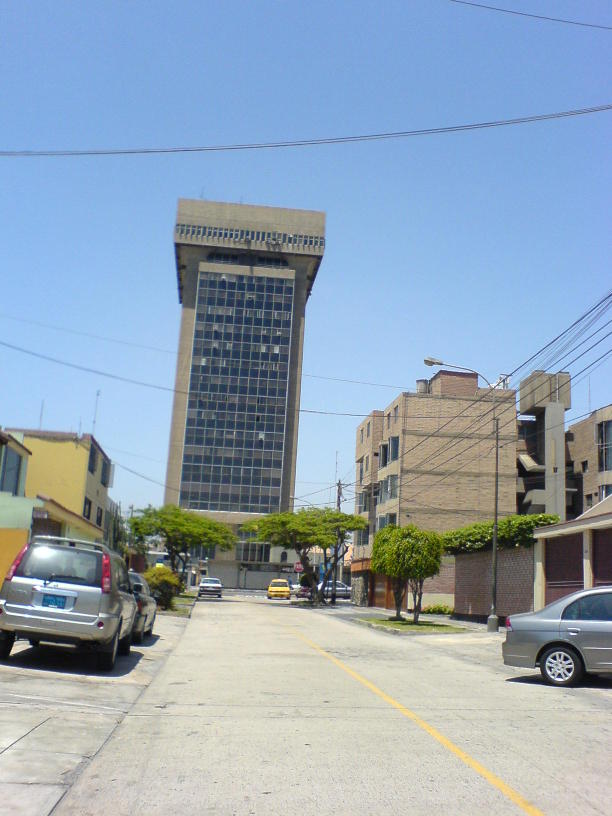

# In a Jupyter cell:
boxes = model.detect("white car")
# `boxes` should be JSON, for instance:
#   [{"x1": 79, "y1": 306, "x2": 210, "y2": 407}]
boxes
[{"x1": 317, "y1": 580, "x2": 351, "y2": 600}]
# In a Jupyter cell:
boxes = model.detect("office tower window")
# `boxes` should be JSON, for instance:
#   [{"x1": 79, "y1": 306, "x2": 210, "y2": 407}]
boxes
[{"x1": 181, "y1": 270, "x2": 293, "y2": 514}]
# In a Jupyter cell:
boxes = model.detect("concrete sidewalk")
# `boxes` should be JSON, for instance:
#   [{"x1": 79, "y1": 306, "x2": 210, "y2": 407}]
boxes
[{"x1": 0, "y1": 615, "x2": 186, "y2": 816}]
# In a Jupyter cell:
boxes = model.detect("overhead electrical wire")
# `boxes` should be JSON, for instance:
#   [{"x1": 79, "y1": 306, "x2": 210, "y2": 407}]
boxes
[
  {"x1": 0, "y1": 312, "x2": 421, "y2": 392},
  {"x1": 399, "y1": 350, "x2": 611, "y2": 506},
  {"x1": 448, "y1": 0, "x2": 612, "y2": 31},
  {"x1": 2, "y1": 294, "x2": 610, "y2": 503},
  {"x1": 1, "y1": 105, "x2": 610, "y2": 158},
  {"x1": 341, "y1": 296, "x2": 612, "y2": 497}
]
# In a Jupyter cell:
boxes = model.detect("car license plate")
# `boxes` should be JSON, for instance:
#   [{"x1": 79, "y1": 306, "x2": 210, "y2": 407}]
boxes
[{"x1": 42, "y1": 594, "x2": 66, "y2": 609}]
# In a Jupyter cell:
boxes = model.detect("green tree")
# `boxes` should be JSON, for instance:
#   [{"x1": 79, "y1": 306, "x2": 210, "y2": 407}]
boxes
[
  {"x1": 243, "y1": 508, "x2": 366, "y2": 603},
  {"x1": 371, "y1": 525, "x2": 443, "y2": 623},
  {"x1": 129, "y1": 505, "x2": 236, "y2": 575}
]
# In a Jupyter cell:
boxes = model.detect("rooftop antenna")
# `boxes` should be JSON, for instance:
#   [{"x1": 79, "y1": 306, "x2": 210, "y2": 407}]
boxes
[
  {"x1": 92, "y1": 390, "x2": 101, "y2": 437},
  {"x1": 38, "y1": 400, "x2": 44, "y2": 429}
]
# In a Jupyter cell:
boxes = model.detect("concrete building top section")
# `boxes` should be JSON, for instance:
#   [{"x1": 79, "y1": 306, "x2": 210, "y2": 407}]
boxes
[
  {"x1": 6, "y1": 429, "x2": 111, "y2": 462},
  {"x1": 519, "y1": 371, "x2": 571, "y2": 414},
  {"x1": 174, "y1": 198, "x2": 326, "y2": 303},
  {"x1": 429, "y1": 370, "x2": 479, "y2": 398}
]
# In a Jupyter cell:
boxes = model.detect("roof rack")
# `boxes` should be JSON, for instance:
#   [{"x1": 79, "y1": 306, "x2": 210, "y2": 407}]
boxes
[{"x1": 30, "y1": 535, "x2": 106, "y2": 553}]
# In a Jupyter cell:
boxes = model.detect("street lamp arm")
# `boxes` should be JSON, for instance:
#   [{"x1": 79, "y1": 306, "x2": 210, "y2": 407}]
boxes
[{"x1": 423, "y1": 357, "x2": 493, "y2": 389}]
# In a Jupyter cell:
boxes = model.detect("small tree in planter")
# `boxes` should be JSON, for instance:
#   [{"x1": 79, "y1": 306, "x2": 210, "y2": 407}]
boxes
[
  {"x1": 371, "y1": 525, "x2": 442, "y2": 623},
  {"x1": 144, "y1": 565, "x2": 181, "y2": 610}
]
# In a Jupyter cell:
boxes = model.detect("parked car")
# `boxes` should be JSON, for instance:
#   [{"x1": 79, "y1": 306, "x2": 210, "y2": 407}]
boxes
[
  {"x1": 502, "y1": 586, "x2": 612, "y2": 686},
  {"x1": 128, "y1": 571, "x2": 157, "y2": 643},
  {"x1": 317, "y1": 580, "x2": 352, "y2": 600},
  {"x1": 0, "y1": 536, "x2": 137, "y2": 671},
  {"x1": 267, "y1": 579, "x2": 291, "y2": 600},
  {"x1": 198, "y1": 577, "x2": 223, "y2": 599}
]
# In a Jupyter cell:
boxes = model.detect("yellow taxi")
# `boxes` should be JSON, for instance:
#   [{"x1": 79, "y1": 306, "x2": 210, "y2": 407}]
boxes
[{"x1": 267, "y1": 578, "x2": 291, "y2": 600}]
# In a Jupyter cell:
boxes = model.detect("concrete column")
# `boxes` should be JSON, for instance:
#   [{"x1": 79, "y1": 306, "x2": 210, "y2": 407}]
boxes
[
  {"x1": 533, "y1": 539, "x2": 546, "y2": 610},
  {"x1": 544, "y1": 402, "x2": 566, "y2": 521},
  {"x1": 583, "y1": 529, "x2": 593, "y2": 588}
]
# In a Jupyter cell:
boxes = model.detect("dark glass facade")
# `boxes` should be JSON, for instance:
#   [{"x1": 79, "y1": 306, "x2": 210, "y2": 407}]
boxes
[{"x1": 180, "y1": 268, "x2": 294, "y2": 513}]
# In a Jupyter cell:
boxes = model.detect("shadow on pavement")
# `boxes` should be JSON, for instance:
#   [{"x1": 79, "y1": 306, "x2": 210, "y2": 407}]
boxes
[
  {"x1": 6, "y1": 642, "x2": 143, "y2": 678},
  {"x1": 506, "y1": 673, "x2": 612, "y2": 689}
]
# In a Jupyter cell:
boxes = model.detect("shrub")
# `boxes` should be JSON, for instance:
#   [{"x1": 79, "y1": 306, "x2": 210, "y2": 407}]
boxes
[
  {"x1": 143, "y1": 565, "x2": 180, "y2": 610},
  {"x1": 421, "y1": 604, "x2": 454, "y2": 615},
  {"x1": 441, "y1": 513, "x2": 559, "y2": 554}
]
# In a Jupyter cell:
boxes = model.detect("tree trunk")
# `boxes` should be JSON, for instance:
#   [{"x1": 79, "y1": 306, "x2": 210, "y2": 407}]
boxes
[
  {"x1": 392, "y1": 578, "x2": 405, "y2": 620},
  {"x1": 411, "y1": 579, "x2": 424, "y2": 624},
  {"x1": 297, "y1": 549, "x2": 318, "y2": 603}
]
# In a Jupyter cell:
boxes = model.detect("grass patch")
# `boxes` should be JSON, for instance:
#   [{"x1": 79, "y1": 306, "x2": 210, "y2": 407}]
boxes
[
  {"x1": 157, "y1": 605, "x2": 192, "y2": 618},
  {"x1": 158, "y1": 593, "x2": 197, "y2": 618},
  {"x1": 361, "y1": 616, "x2": 465, "y2": 633}
]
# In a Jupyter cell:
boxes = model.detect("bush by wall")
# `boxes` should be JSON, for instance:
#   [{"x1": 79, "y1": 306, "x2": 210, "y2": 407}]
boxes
[{"x1": 441, "y1": 513, "x2": 559, "y2": 554}]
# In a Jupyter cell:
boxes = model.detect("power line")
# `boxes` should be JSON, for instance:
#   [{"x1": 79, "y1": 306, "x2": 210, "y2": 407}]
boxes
[
  {"x1": 345, "y1": 296, "x2": 612, "y2": 495},
  {"x1": 0, "y1": 311, "x2": 425, "y2": 392},
  {"x1": 2, "y1": 295, "x2": 609, "y2": 504},
  {"x1": 1, "y1": 105, "x2": 610, "y2": 158},
  {"x1": 398, "y1": 349, "x2": 611, "y2": 505},
  {"x1": 448, "y1": 1, "x2": 612, "y2": 31},
  {"x1": 303, "y1": 373, "x2": 409, "y2": 389}
]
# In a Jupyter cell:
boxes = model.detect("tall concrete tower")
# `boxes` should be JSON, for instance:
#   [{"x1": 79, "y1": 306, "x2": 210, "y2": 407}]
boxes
[{"x1": 165, "y1": 199, "x2": 325, "y2": 536}]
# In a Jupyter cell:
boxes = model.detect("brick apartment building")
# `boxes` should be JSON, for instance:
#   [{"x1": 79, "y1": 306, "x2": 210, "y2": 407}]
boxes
[{"x1": 351, "y1": 369, "x2": 517, "y2": 609}]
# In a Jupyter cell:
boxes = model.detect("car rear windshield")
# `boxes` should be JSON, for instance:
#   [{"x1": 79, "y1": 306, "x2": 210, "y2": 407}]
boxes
[
  {"x1": 202, "y1": 579, "x2": 220, "y2": 584},
  {"x1": 270, "y1": 580, "x2": 288, "y2": 587},
  {"x1": 16, "y1": 544, "x2": 102, "y2": 587}
]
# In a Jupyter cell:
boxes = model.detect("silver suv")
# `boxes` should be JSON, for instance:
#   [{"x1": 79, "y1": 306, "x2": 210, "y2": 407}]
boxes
[{"x1": 0, "y1": 536, "x2": 137, "y2": 671}]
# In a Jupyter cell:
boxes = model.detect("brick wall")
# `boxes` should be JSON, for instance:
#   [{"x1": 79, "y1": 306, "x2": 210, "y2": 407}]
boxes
[
  {"x1": 423, "y1": 555, "x2": 455, "y2": 594},
  {"x1": 429, "y1": 370, "x2": 478, "y2": 398},
  {"x1": 454, "y1": 547, "x2": 534, "y2": 619}
]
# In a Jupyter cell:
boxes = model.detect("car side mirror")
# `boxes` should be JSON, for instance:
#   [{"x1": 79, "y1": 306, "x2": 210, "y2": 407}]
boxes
[{"x1": 132, "y1": 582, "x2": 143, "y2": 594}]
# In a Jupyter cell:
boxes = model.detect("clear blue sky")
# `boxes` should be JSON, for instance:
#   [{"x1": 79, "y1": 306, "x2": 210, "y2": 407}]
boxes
[{"x1": 1, "y1": 1, "x2": 610, "y2": 513}]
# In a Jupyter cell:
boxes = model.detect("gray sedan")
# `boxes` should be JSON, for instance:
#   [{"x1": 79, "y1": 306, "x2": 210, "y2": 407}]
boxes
[{"x1": 502, "y1": 586, "x2": 612, "y2": 686}]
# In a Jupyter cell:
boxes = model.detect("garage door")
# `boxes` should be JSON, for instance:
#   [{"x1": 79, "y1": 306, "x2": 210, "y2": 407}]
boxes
[
  {"x1": 593, "y1": 529, "x2": 612, "y2": 586},
  {"x1": 545, "y1": 533, "x2": 583, "y2": 605}
]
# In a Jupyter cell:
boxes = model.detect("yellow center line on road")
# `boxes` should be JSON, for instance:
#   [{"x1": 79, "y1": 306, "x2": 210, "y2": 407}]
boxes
[{"x1": 290, "y1": 629, "x2": 545, "y2": 816}]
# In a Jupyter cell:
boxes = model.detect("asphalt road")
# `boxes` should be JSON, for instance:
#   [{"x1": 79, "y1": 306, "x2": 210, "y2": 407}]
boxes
[{"x1": 2, "y1": 596, "x2": 612, "y2": 815}]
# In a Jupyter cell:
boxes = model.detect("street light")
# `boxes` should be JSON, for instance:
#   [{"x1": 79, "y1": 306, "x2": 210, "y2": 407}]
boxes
[{"x1": 424, "y1": 356, "x2": 500, "y2": 632}]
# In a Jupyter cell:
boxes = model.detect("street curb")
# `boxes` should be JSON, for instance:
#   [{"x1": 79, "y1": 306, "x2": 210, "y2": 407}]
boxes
[{"x1": 350, "y1": 617, "x2": 469, "y2": 636}]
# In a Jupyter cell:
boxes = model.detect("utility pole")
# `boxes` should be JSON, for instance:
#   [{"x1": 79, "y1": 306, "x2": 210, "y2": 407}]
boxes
[
  {"x1": 487, "y1": 417, "x2": 500, "y2": 632},
  {"x1": 331, "y1": 479, "x2": 342, "y2": 605}
]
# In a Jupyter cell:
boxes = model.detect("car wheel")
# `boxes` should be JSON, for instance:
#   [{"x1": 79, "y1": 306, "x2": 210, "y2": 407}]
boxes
[
  {"x1": 118, "y1": 627, "x2": 132, "y2": 657},
  {"x1": 98, "y1": 631, "x2": 118, "y2": 671},
  {"x1": 0, "y1": 633, "x2": 15, "y2": 660},
  {"x1": 540, "y1": 645, "x2": 583, "y2": 687}
]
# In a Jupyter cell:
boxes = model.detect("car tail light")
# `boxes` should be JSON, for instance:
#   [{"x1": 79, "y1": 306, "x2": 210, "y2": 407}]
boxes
[
  {"x1": 101, "y1": 553, "x2": 111, "y2": 593},
  {"x1": 5, "y1": 542, "x2": 29, "y2": 581},
  {"x1": 137, "y1": 599, "x2": 143, "y2": 613},
  {"x1": 505, "y1": 617, "x2": 512, "y2": 631}
]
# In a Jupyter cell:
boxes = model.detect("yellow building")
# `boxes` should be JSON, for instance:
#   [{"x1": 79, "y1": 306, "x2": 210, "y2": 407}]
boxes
[
  {"x1": 5, "y1": 430, "x2": 113, "y2": 539},
  {"x1": 0, "y1": 430, "x2": 101, "y2": 578}
]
